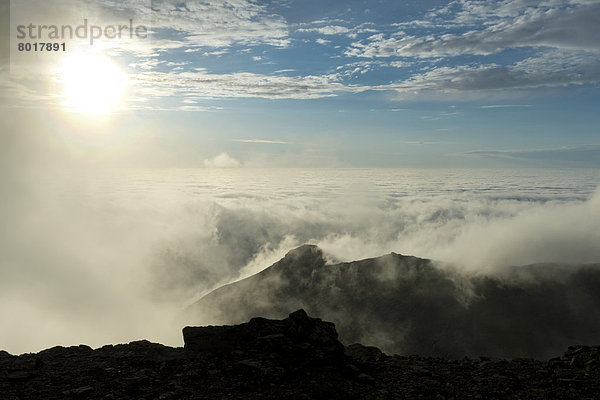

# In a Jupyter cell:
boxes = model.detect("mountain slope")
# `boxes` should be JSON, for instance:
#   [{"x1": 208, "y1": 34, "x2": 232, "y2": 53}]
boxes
[{"x1": 187, "y1": 245, "x2": 600, "y2": 358}]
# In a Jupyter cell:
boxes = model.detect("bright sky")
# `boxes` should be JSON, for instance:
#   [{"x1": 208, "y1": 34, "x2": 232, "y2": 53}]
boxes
[{"x1": 1, "y1": 0, "x2": 599, "y2": 167}]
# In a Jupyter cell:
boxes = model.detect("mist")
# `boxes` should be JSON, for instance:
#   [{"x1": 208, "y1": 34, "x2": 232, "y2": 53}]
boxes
[{"x1": 0, "y1": 163, "x2": 599, "y2": 354}]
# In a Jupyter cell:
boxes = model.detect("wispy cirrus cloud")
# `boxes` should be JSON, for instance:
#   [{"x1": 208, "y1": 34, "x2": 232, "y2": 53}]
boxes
[
  {"x1": 465, "y1": 145, "x2": 600, "y2": 167},
  {"x1": 391, "y1": 50, "x2": 600, "y2": 94},
  {"x1": 480, "y1": 104, "x2": 532, "y2": 109},
  {"x1": 297, "y1": 25, "x2": 350, "y2": 35},
  {"x1": 131, "y1": 69, "x2": 370, "y2": 101},
  {"x1": 232, "y1": 139, "x2": 289, "y2": 144},
  {"x1": 343, "y1": 0, "x2": 600, "y2": 95},
  {"x1": 347, "y1": 2, "x2": 600, "y2": 59},
  {"x1": 6, "y1": 0, "x2": 600, "y2": 110},
  {"x1": 150, "y1": 0, "x2": 290, "y2": 49}
]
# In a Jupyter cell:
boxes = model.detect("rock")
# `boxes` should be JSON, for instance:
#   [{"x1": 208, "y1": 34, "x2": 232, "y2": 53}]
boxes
[
  {"x1": 342, "y1": 363, "x2": 360, "y2": 377},
  {"x1": 356, "y1": 373, "x2": 375, "y2": 384},
  {"x1": 585, "y1": 359, "x2": 597, "y2": 371},
  {"x1": 345, "y1": 343, "x2": 384, "y2": 363},
  {"x1": 72, "y1": 386, "x2": 94, "y2": 395},
  {"x1": 7, "y1": 370, "x2": 33, "y2": 380},
  {"x1": 0, "y1": 350, "x2": 13, "y2": 359},
  {"x1": 183, "y1": 309, "x2": 344, "y2": 358},
  {"x1": 285, "y1": 309, "x2": 343, "y2": 353},
  {"x1": 238, "y1": 359, "x2": 262, "y2": 370}
]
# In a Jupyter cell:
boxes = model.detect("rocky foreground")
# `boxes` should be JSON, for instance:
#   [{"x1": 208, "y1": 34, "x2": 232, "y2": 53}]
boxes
[{"x1": 2, "y1": 310, "x2": 600, "y2": 400}]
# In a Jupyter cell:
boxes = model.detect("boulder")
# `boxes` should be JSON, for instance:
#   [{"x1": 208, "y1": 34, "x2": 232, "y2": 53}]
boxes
[{"x1": 182, "y1": 309, "x2": 344, "y2": 358}]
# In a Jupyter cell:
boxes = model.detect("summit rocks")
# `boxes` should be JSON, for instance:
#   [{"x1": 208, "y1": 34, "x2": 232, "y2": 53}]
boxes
[
  {"x1": 2, "y1": 310, "x2": 600, "y2": 399},
  {"x1": 182, "y1": 309, "x2": 344, "y2": 360}
]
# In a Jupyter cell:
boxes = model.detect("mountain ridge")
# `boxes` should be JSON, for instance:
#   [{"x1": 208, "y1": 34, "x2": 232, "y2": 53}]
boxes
[{"x1": 188, "y1": 244, "x2": 600, "y2": 359}]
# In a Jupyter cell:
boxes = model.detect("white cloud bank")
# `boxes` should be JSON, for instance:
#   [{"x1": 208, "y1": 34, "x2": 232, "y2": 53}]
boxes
[{"x1": 1, "y1": 168, "x2": 599, "y2": 354}]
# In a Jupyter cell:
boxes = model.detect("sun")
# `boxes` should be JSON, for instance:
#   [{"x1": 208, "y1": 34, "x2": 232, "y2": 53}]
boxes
[{"x1": 59, "y1": 52, "x2": 127, "y2": 114}]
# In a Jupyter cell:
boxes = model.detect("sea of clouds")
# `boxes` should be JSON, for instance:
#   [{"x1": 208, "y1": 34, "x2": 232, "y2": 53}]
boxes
[{"x1": 1, "y1": 167, "x2": 599, "y2": 354}]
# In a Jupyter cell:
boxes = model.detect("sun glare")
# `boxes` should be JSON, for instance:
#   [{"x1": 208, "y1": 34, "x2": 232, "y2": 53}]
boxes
[{"x1": 59, "y1": 53, "x2": 127, "y2": 114}]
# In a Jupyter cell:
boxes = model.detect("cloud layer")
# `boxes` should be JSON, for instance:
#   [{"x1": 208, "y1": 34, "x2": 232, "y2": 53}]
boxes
[{"x1": 1, "y1": 167, "x2": 599, "y2": 354}]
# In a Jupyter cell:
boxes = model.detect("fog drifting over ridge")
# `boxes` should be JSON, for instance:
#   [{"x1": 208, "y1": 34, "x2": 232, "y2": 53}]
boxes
[{"x1": 0, "y1": 167, "x2": 599, "y2": 354}]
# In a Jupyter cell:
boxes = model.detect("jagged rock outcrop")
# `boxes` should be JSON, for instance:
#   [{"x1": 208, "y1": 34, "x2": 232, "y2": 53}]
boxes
[
  {"x1": 188, "y1": 245, "x2": 600, "y2": 359},
  {"x1": 3, "y1": 310, "x2": 600, "y2": 399},
  {"x1": 183, "y1": 309, "x2": 344, "y2": 359}
]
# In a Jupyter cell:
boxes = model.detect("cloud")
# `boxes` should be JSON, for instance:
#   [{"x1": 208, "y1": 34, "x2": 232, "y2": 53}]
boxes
[
  {"x1": 391, "y1": 50, "x2": 600, "y2": 93},
  {"x1": 7, "y1": 0, "x2": 600, "y2": 112},
  {"x1": 348, "y1": 1, "x2": 600, "y2": 59},
  {"x1": 334, "y1": 60, "x2": 417, "y2": 79},
  {"x1": 132, "y1": 0, "x2": 600, "y2": 102},
  {"x1": 298, "y1": 25, "x2": 350, "y2": 35},
  {"x1": 232, "y1": 139, "x2": 289, "y2": 144},
  {"x1": 1, "y1": 163, "x2": 599, "y2": 354},
  {"x1": 150, "y1": 0, "x2": 290, "y2": 49},
  {"x1": 405, "y1": 141, "x2": 442, "y2": 145},
  {"x1": 203, "y1": 153, "x2": 241, "y2": 168},
  {"x1": 480, "y1": 104, "x2": 532, "y2": 108},
  {"x1": 131, "y1": 69, "x2": 369, "y2": 101},
  {"x1": 465, "y1": 145, "x2": 600, "y2": 167},
  {"x1": 9, "y1": 0, "x2": 599, "y2": 109}
]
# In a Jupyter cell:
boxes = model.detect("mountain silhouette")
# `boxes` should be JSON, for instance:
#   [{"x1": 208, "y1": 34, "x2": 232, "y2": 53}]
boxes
[{"x1": 188, "y1": 245, "x2": 600, "y2": 358}]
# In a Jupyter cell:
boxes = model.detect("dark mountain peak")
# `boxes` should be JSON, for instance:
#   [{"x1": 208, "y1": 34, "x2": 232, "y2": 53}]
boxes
[
  {"x1": 268, "y1": 244, "x2": 326, "y2": 275},
  {"x1": 389, "y1": 251, "x2": 416, "y2": 259},
  {"x1": 190, "y1": 247, "x2": 600, "y2": 359},
  {"x1": 282, "y1": 244, "x2": 324, "y2": 263},
  {"x1": 386, "y1": 251, "x2": 427, "y2": 263}
]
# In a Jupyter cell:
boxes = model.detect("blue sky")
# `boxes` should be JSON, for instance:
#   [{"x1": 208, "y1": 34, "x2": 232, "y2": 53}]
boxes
[{"x1": 2, "y1": 0, "x2": 600, "y2": 167}]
